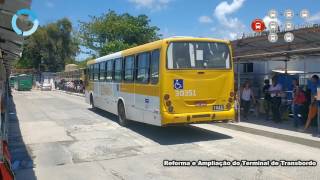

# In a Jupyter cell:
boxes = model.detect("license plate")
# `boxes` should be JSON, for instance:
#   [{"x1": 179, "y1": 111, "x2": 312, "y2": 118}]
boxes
[{"x1": 213, "y1": 105, "x2": 224, "y2": 111}]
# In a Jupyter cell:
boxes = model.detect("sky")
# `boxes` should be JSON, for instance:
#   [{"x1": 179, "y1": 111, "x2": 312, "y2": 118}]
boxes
[{"x1": 29, "y1": 0, "x2": 320, "y2": 60}]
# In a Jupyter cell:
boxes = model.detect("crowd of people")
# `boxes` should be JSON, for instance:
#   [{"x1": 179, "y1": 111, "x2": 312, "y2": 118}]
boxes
[
  {"x1": 55, "y1": 79, "x2": 85, "y2": 94},
  {"x1": 238, "y1": 75, "x2": 320, "y2": 132}
]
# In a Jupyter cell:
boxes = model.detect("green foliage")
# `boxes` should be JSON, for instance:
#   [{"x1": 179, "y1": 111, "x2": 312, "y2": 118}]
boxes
[
  {"x1": 78, "y1": 10, "x2": 161, "y2": 56},
  {"x1": 17, "y1": 18, "x2": 79, "y2": 72},
  {"x1": 100, "y1": 40, "x2": 136, "y2": 56},
  {"x1": 18, "y1": 11, "x2": 161, "y2": 71}
]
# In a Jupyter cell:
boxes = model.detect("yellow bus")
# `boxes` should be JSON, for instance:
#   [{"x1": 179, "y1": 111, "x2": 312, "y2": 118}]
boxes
[{"x1": 85, "y1": 37, "x2": 235, "y2": 126}]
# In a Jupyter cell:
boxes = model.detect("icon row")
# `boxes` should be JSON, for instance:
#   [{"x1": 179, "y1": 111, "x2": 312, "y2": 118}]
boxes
[
  {"x1": 268, "y1": 32, "x2": 294, "y2": 43},
  {"x1": 252, "y1": 19, "x2": 295, "y2": 32},
  {"x1": 268, "y1": 9, "x2": 309, "y2": 19}
]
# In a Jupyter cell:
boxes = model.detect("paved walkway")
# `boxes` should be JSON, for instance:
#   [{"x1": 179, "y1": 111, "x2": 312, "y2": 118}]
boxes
[
  {"x1": 9, "y1": 90, "x2": 320, "y2": 180},
  {"x1": 217, "y1": 115, "x2": 320, "y2": 148}
]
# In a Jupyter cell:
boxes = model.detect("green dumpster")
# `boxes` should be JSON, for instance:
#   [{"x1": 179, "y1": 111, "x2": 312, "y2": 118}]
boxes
[
  {"x1": 14, "y1": 74, "x2": 33, "y2": 91},
  {"x1": 9, "y1": 76, "x2": 16, "y2": 88}
]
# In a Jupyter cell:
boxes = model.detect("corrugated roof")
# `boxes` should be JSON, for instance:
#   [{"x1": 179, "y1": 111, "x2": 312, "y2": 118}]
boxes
[
  {"x1": 0, "y1": 0, "x2": 32, "y2": 75},
  {"x1": 231, "y1": 25, "x2": 320, "y2": 61}
]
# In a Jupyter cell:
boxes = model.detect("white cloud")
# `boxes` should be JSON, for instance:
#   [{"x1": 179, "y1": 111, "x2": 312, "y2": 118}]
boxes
[
  {"x1": 307, "y1": 12, "x2": 320, "y2": 23},
  {"x1": 129, "y1": 0, "x2": 171, "y2": 11},
  {"x1": 214, "y1": 0, "x2": 245, "y2": 29},
  {"x1": 198, "y1": 16, "x2": 213, "y2": 24},
  {"x1": 211, "y1": 0, "x2": 246, "y2": 40}
]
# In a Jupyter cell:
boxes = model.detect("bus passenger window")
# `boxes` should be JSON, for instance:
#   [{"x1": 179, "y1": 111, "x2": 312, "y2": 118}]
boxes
[
  {"x1": 150, "y1": 50, "x2": 160, "y2": 84},
  {"x1": 89, "y1": 65, "x2": 93, "y2": 80},
  {"x1": 106, "y1": 60, "x2": 113, "y2": 81},
  {"x1": 124, "y1": 56, "x2": 134, "y2": 82},
  {"x1": 90, "y1": 65, "x2": 94, "y2": 80},
  {"x1": 94, "y1": 64, "x2": 99, "y2": 81},
  {"x1": 136, "y1": 52, "x2": 150, "y2": 84},
  {"x1": 99, "y1": 62, "x2": 105, "y2": 81},
  {"x1": 114, "y1": 58, "x2": 123, "y2": 82}
]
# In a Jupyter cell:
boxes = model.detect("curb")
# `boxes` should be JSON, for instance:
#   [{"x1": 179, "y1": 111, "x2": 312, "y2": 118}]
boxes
[
  {"x1": 55, "y1": 90, "x2": 85, "y2": 97},
  {"x1": 216, "y1": 123, "x2": 320, "y2": 149}
]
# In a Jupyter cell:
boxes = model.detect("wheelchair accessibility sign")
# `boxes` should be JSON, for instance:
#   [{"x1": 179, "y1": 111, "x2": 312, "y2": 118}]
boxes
[{"x1": 174, "y1": 79, "x2": 184, "y2": 90}]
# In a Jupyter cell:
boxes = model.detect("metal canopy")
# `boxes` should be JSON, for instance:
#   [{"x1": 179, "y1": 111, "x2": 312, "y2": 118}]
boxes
[
  {"x1": 231, "y1": 25, "x2": 320, "y2": 61},
  {"x1": 0, "y1": 0, "x2": 31, "y2": 75}
]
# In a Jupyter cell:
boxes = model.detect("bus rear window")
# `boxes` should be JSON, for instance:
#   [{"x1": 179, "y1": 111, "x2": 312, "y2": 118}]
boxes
[{"x1": 167, "y1": 42, "x2": 231, "y2": 69}]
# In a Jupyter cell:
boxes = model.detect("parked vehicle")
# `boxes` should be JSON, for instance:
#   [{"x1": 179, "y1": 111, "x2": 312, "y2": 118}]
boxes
[{"x1": 41, "y1": 80, "x2": 52, "y2": 91}]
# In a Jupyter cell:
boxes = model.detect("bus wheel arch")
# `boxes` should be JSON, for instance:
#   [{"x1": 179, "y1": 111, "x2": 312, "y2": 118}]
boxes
[{"x1": 117, "y1": 99, "x2": 128, "y2": 127}]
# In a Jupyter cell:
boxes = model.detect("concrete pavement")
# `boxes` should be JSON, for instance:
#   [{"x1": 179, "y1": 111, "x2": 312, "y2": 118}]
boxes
[{"x1": 8, "y1": 90, "x2": 320, "y2": 180}]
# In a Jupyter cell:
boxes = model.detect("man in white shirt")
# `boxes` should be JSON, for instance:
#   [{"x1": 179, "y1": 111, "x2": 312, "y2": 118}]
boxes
[{"x1": 269, "y1": 76, "x2": 282, "y2": 122}]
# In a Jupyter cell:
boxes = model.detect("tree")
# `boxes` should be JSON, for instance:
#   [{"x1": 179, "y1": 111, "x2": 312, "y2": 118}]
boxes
[
  {"x1": 17, "y1": 18, "x2": 79, "y2": 72},
  {"x1": 78, "y1": 10, "x2": 161, "y2": 56}
]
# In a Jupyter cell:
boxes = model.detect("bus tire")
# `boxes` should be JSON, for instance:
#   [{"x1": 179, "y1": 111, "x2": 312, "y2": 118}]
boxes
[
  {"x1": 117, "y1": 101, "x2": 128, "y2": 127},
  {"x1": 90, "y1": 94, "x2": 95, "y2": 109}
]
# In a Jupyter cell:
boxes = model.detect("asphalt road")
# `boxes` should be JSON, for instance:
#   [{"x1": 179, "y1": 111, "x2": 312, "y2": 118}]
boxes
[{"x1": 9, "y1": 90, "x2": 320, "y2": 180}]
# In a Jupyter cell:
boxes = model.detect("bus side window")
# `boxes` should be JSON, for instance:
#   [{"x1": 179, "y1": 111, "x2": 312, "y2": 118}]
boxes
[
  {"x1": 90, "y1": 65, "x2": 94, "y2": 80},
  {"x1": 124, "y1": 56, "x2": 134, "y2": 82},
  {"x1": 95, "y1": 63, "x2": 100, "y2": 81},
  {"x1": 97, "y1": 64, "x2": 100, "y2": 81},
  {"x1": 104, "y1": 61, "x2": 107, "y2": 80},
  {"x1": 150, "y1": 49, "x2": 160, "y2": 84},
  {"x1": 100, "y1": 62, "x2": 105, "y2": 81},
  {"x1": 106, "y1": 60, "x2": 113, "y2": 82},
  {"x1": 136, "y1": 52, "x2": 150, "y2": 84},
  {"x1": 114, "y1": 58, "x2": 122, "y2": 82}
]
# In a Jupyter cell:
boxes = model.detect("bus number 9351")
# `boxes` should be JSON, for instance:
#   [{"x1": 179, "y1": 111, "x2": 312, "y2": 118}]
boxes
[{"x1": 175, "y1": 90, "x2": 196, "y2": 97}]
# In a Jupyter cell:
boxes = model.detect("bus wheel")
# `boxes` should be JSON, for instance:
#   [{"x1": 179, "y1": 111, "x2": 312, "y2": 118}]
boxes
[
  {"x1": 118, "y1": 101, "x2": 128, "y2": 127},
  {"x1": 90, "y1": 94, "x2": 95, "y2": 109}
]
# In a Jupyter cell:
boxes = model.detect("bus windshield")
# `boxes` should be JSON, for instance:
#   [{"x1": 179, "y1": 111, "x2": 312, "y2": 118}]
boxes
[{"x1": 167, "y1": 42, "x2": 231, "y2": 69}]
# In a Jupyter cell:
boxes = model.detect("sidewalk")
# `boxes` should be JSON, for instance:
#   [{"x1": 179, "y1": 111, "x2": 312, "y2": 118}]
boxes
[{"x1": 216, "y1": 116, "x2": 320, "y2": 149}]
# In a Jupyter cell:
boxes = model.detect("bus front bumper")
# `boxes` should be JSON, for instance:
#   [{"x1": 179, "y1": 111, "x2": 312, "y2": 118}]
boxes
[{"x1": 162, "y1": 109, "x2": 235, "y2": 126}]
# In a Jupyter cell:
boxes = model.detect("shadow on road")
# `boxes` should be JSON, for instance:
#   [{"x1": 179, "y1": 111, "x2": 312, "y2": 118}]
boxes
[
  {"x1": 8, "y1": 97, "x2": 36, "y2": 180},
  {"x1": 90, "y1": 108, "x2": 232, "y2": 145}
]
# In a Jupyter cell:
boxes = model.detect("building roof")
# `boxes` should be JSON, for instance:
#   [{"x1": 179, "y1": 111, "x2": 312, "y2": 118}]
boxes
[{"x1": 231, "y1": 25, "x2": 320, "y2": 61}]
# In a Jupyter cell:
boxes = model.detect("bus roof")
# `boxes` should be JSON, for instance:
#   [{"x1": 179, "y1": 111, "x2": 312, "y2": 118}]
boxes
[{"x1": 87, "y1": 37, "x2": 230, "y2": 65}]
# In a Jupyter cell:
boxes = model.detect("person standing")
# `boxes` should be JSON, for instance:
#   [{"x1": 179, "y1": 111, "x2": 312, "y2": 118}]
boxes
[
  {"x1": 262, "y1": 79, "x2": 271, "y2": 120},
  {"x1": 291, "y1": 79, "x2": 299, "y2": 116},
  {"x1": 240, "y1": 82, "x2": 256, "y2": 120},
  {"x1": 269, "y1": 77, "x2": 283, "y2": 122},
  {"x1": 293, "y1": 87, "x2": 306, "y2": 128},
  {"x1": 304, "y1": 75, "x2": 320, "y2": 130}
]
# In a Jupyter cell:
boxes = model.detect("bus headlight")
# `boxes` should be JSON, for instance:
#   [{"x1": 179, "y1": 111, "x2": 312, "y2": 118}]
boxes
[
  {"x1": 164, "y1": 94, "x2": 170, "y2": 101},
  {"x1": 230, "y1": 92, "x2": 235, "y2": 97},
  {"x1": 166, "y1": 100, "x2": 172, "y2": 107},
  {"x1": 226, "y1": 103, "x2": 232, "y2": 110},
  {"x1": 228, "y1": 97, "x2": 233, "y2": 103}
]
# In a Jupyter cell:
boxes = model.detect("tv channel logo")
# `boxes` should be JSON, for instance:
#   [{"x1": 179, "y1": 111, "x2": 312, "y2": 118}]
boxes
[{"x1": 12, "y1": 9, "x2": 39, "y2": 36}]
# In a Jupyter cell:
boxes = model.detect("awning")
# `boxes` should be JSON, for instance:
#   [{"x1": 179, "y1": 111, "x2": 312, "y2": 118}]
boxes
[
  {"x1": 231, "y1": 25, "x2": 320, "y2": 61},
  {"x1": 0, "y1": 0, "x2": 32, "y2": 76}
]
